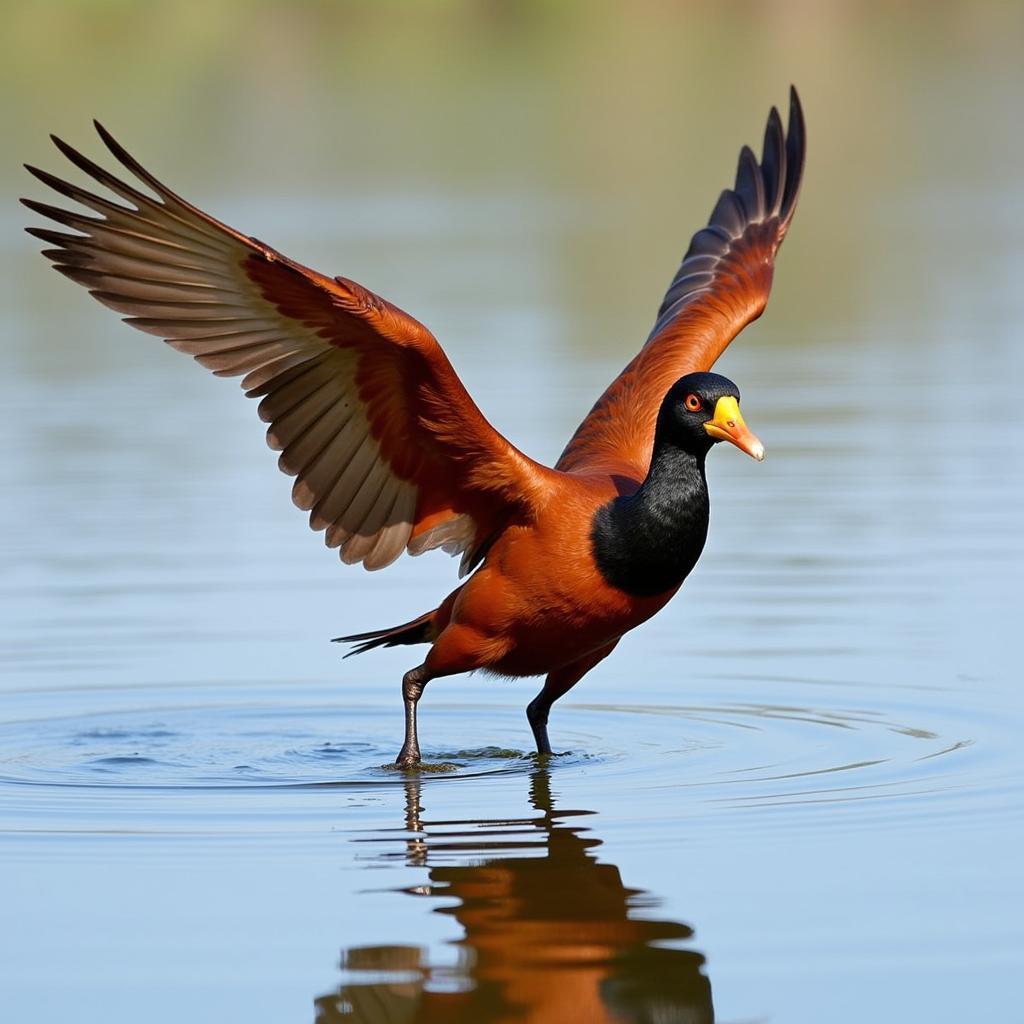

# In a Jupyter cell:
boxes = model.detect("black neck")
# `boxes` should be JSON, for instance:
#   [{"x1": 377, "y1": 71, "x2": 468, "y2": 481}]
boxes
[{"x1": 591, "y1": 443, "x2": 711, "y2": 597}]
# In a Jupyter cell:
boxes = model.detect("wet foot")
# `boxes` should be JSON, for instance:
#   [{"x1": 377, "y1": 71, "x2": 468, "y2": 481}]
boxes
[{"x1": 395, "y1": 746, "x2": 421, "y2": 768}]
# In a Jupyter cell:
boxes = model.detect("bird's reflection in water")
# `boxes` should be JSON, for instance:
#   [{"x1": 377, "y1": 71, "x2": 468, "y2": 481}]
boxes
[{"x1": 316, "y1": 771, "x2": 713, "y2": 1023}]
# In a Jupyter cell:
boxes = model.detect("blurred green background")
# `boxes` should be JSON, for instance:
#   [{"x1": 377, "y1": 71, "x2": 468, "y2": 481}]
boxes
[{"x1": 6, "y1": 0, "x2": 1023, "y2": 363}]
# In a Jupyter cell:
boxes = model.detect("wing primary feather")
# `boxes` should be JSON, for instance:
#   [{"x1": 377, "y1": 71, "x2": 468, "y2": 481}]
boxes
[
  {"x1": 54, "y1": 246, "x2": 238, "y2": 287},
  {"x1": 25, "y1": 164, "x2": 132, "y2": 216},
  {"x1": 709, "y1": 190, "x2": 745, "y2": 238},
  {"x1": 26, "y1": 226, "x2": 85, "y2": 247},
  {"x1": 50, "y1": 133, "x2": 159, "y2": 209},
  {"x1": 56, "y1": 273, "x2": 249, "y2": 306},
  {"x1": 26, "y1": 163, "x2": 210, "y2": 248},
  {"x1": 92, "y1": 121, "x2": 259, "y2": 252},
  {"x1": 685, "y1": 226, "x2": 731, "y2": 259},
  {"x1": 21, "y1": 194, "x2": 104, "y2": 229},
  {"x1": 781, "y1": 86, "x2": 806, "y2": 223},
  {"x1": 733, "y1": 145, "x2": 764, "y2": 222},
  {"x1": 75, "y1": 223, "x2": 212, "y2": 262},
  {"x1": 760, "y1": 107, "x2": 786, "y2": 216},
  {"x1": 58, "y1": 129, "x2": 235, "y2": 249},
  {"x1": 45, "y1": 254, "x2": 233, "y2": 292},
  {"x1": 22, "y1": 196, "x2": 212, "y2": 259}
]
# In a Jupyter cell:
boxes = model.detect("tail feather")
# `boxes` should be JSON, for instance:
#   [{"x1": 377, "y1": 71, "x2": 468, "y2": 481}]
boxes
[{"x1": 332, "y1": 610, "x2": 435, "y2": 658}]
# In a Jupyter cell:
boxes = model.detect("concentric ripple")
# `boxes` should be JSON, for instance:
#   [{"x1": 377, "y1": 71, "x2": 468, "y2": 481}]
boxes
[{"x1": 0, "y1": 680, "x2": 999, "y2": 837}]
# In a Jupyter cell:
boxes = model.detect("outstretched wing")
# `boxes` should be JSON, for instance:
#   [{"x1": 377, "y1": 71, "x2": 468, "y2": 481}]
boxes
[
  {"x1": 24, "y1": 124, "x2": 555, "y2": 572},
  {"x1": 557, "y1": 87, "x2": 806, "y2": 477}
]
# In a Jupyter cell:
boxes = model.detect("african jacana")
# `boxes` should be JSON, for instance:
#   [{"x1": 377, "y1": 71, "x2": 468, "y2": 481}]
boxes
[{"x1": 24, "y1": 88, "x2": 805, "y2": 766}]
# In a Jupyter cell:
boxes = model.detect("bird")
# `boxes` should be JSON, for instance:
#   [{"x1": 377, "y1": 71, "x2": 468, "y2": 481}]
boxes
[{"x1": 23, "y1": 88, "x2": 805, "y2": 767}]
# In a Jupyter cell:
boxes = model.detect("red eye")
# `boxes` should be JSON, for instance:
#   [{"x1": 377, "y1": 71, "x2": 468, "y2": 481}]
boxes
[{"x1": 684, "y1": 394, "x2": 702, "y2": 412}]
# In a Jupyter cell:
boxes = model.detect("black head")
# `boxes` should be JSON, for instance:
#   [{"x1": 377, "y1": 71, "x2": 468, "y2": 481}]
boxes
[{"x1": 655, "y1": 372, "x2": 764, "y2": 461}]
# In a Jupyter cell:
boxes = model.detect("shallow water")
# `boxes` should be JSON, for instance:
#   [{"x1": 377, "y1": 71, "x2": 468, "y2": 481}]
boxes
[{"x1": 3, "y1": 4, "x2": 1024, "y2": 1022}]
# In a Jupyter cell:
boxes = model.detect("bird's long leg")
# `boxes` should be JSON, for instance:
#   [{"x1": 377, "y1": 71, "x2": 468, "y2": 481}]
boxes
[
  {"x1": 527, "y1": 641, "x2": 618, "y2": 755},
  {"x1": 526, "y1": 673, "x2": 581, "y2": 756},
  {"x1": 396, "y1": 664, "x2": 432, "y2": 767}
]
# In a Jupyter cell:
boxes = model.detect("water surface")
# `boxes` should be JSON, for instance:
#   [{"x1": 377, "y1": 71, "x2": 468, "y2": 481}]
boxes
[{"x1": 2, "y1": 4, "x2": 1023, "y2": 1022}]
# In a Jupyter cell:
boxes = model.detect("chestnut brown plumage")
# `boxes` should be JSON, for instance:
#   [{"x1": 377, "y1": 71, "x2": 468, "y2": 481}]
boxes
[{"x1": 24, "y1": 88, "x2": 805, "y2": 765}]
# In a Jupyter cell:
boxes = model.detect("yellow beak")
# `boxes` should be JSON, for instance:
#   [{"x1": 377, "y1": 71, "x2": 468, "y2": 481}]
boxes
[{"x1": 703, "y1": 396, "x2": 765, "y2": 461}]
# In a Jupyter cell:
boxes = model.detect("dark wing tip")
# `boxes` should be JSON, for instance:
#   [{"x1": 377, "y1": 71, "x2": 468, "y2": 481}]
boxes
[
  {"x1": 733, "y1": 144, "x2": 764, "y2": 221},
  {"x1": 21, "y1": 195, "x2": 75, "y2": 221},
  {"x1": 20, "y1": 195, "x2": 50, "y2": 214},
  {"x1": 50, "y1": 132, "x2": 81, "y2": 161},
  {"x1": 93, "y1": 119, "x2": 121, "y2": 155},
  {"x1": 737, "y1": 143, "x2": 758, "y2": 171},
  {"x1": 781, "y1": 85, "x2": 806, "y2": 224},
  {"x1": 24, "y1": 224, "x2": 74, "y2": 245},
  {"x1": 721, "y1": 88, "x2": 807, "y2": 236},
  {"x1": 647, "y1": 88, "x2": 808, "y2": 342},
  {"x1": 23, "y1": 162, "x2": 74, "y2": 194},
  {"x1": 760, "y1": 106, "x2": 786, "y2": 215},
  {"x1": 85, "y1": 119, "x2": 172, "y2": 204}
]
